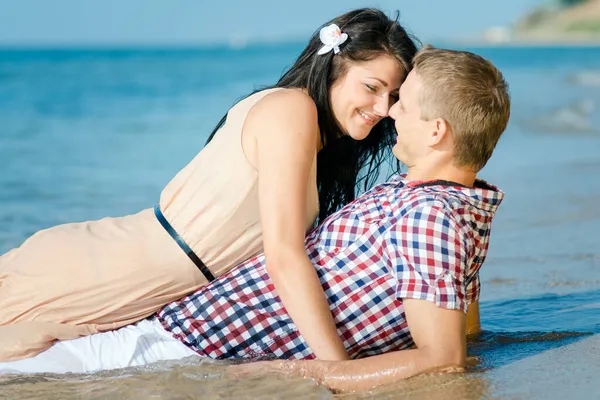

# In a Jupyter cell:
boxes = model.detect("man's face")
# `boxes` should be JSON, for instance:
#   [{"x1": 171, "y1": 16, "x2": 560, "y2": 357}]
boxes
[{"x1": 389, "y1": 70, "x2": 431, "y2": 166}]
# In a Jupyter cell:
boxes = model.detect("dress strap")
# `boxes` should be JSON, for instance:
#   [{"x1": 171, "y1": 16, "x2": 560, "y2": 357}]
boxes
[{"x1": 154, "y1": 205, "x2": 215, "y2": 282}]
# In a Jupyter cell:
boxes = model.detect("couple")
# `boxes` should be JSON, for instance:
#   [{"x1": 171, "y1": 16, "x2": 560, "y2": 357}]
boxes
[{"x1": 0, "y1": 44, "x2": 510, "y2": 392}]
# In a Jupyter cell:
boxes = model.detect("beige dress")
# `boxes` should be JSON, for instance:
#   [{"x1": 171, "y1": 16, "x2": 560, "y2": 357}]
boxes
[{"x1": 0, "y1": 88, "x2": 319, "y2": 361}]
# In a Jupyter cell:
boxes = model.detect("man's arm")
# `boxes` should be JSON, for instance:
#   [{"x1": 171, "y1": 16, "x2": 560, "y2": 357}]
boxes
[
  {"x1": 231, "y1": 298, "x2": 466, "y2": 393},
  {"x1": 297, "y1": 298, "x2": 465, "y2": 392},
  {"x1": 465, "y1": 300, "x2": 481, "y2": 336},
  {"x1": 292, "y1": 203, "x2": 476, "y2": 391}
]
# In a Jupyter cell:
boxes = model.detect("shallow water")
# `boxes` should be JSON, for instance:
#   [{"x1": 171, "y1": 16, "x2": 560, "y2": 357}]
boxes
[{"x1": 1, "y1": 44, "x2": 599, "y2": 399}]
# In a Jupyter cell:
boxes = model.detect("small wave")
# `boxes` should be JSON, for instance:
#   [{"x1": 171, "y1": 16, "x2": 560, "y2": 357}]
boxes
[
  {"x1": 485, "y1": 252, "x2": 600, "y2": 265},
  {"x1": 467, "y1": 330, "x2": 593, "y2": 372},
  {"x1": 474, "y1": 330, "x2": 592, "y2": 344},
  {"x1": 521, "y1": 99, "x2": 596, "y2": 134},
  {"x1": 0, "y1": 374, "x2": 52, "y2": 386},
  {"x1": 567, "y1": 70, "x2": 600, "y2": 86}
]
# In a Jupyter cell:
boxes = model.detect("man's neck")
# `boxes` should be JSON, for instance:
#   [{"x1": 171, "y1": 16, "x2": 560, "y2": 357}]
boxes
[{"x1": 405, "y1": 164, "x2": 477, "y2": 188}]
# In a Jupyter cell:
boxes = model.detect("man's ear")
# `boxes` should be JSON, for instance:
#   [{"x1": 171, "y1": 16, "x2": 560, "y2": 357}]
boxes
[{"x1": 429, "y1": 118, "x2": 449, "y2": 146}]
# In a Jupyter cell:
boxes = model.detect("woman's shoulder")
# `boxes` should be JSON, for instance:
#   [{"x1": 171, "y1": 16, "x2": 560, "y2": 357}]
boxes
[
  {"x1": 252, "y1": 88, "x2": 317, "y2": 118},
  {"x1": 244, "y1": 87, "x2": 319, "y2": 144}
]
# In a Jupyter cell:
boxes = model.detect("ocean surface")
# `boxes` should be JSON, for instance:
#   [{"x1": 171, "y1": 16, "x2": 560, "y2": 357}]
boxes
[{"x1": 0, "y1": 43, "x2": 599, "y2": 399}]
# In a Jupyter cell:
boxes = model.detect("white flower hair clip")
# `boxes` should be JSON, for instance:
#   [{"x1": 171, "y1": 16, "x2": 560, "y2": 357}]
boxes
[{"x1": 317, "y1": 24, "x2": 349, "y2": 55}]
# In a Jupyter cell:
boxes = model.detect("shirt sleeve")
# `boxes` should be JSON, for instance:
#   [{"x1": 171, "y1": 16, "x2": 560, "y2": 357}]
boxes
[
  {"x1": 382, "y1": 203, "x2": 471, "y2": 313},
  {"x1": 465, "y1": 273, "x2": 480, "y2": 304}
]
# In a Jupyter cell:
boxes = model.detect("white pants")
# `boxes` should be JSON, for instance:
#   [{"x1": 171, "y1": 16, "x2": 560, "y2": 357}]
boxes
[{"x1": 0, "y1": 319, "x2": 199, "y2": 375}]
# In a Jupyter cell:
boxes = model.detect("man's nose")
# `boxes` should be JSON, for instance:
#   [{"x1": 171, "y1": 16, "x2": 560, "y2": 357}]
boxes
[{"x1": 387, "y1": 98, "x2": 400, "y2": 120}]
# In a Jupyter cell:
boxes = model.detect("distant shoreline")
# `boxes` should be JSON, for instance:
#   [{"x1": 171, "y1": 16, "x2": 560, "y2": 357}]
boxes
[
  {"x1": 508, "y1": 0, "x2": 600, "y2": 46},
  {"x1": 445, "y1": 38, "x2": 600, "y2": 48},
  {"x1": 2, "y1": 39, "x2": 600, "y2": 52}
]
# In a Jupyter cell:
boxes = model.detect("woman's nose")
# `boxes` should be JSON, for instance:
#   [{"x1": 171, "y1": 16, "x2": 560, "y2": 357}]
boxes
[{"x1": 373, "y1": 95, "x2": 390, "y2": 117}]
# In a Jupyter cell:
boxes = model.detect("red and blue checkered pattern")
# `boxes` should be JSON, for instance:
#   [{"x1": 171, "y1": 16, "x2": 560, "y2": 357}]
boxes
[{"x1": 157, "y1": 175, "x2": 503, "y2": 360}]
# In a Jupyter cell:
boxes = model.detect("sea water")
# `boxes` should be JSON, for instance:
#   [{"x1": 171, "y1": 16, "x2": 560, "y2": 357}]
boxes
[{"x1": 0, "y1": 44, "x2": 599, "y2": 399}]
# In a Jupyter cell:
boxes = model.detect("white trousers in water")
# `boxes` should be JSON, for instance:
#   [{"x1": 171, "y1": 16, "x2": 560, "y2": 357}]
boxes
[{"x1": 0, "y1": 319, "x2": 198, "y2": 374}]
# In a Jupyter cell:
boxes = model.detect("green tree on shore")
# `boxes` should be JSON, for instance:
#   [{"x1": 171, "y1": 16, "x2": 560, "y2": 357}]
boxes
[{"x1": 557, "y1": 0, "x2": 587, "y2": 6}]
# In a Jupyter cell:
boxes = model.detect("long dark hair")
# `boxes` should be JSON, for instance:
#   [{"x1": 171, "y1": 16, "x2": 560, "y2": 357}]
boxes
[{"x1": 206, "y1": 8, "x2": 418, "y2": 222}]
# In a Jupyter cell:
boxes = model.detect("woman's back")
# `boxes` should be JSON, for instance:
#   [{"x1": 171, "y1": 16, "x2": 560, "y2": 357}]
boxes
[{"x1": 160, "y1": 88, "x2": 319, "y2": 275}]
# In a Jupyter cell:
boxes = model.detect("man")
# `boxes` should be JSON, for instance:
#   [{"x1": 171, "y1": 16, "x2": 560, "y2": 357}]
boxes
[
  {"x1": 226, "y1": 46, "x2": 510, "y2": 391},
  {"x1": 0, "y1": 47, "x2": 510, "y2": 393}
]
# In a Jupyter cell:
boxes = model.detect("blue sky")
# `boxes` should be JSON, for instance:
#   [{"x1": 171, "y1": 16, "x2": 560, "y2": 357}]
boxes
[{"x1": 0, "y1": 0, "x2": 545, "y2": 46}]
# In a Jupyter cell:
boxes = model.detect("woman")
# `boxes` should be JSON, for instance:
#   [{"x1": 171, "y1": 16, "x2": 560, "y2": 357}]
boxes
[{"x1": 0, "y1": 8, "x2": 418, "y2": 362}]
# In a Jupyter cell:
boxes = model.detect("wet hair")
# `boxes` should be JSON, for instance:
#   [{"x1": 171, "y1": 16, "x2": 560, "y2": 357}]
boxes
[{"x1": 206, "y1": 8, "x2": 418, "y2": 222}]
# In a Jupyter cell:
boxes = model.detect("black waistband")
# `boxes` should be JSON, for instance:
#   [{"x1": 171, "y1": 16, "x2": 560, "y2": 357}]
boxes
[{"x1": 154, "y1": 205, "x2": 215, "y2": 282}]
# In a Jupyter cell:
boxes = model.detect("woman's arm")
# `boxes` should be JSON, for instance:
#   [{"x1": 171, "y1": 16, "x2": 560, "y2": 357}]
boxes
[{"x1": 243, "y1": 89, "x2": 348, "y2": 361}]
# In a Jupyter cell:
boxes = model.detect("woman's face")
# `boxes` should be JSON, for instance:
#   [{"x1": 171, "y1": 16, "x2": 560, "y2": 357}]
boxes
[{"x1": 330, "y1": 54, "x2": 404, "y2": 140}]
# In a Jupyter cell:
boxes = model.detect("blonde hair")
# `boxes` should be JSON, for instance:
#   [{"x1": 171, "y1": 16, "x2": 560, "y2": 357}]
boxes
[{"x1": 413, "y1": 46, "x2": 510, "y2": 171}]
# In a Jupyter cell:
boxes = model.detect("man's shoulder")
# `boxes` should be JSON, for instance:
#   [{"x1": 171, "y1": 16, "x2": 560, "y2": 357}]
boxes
[
  {"x1": 384, "y1": 189, "x2": 478, "y2": 242},
  {"x1": 397, "y1": 182, "x2": 499, "y2": 221},
  {"x1": 397, "y1": 196, "x2": 459, "y2": 227},
  {"x1": 386, "y1": 184, "x2": 461, "y2": 218},
  {"x1": 346, "y1": 176, "x2": 500, "y2": 229},
  {"x1": 350, "y1": 178, "x2": 462, "y2": 223}
]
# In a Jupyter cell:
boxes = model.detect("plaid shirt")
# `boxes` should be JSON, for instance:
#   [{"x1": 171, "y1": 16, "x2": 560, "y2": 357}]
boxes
[{"x1": 157, "y1": 175, "x2": 503, "y2": 360}]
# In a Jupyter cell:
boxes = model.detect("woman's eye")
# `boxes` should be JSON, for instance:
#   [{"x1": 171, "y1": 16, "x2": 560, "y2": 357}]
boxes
[
  {"x1": 365, "y1": 84, "x2": 377, "y2": 92},
  {"x1": 390, "y1": 93, "x2": 399, "y2": 101}
]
